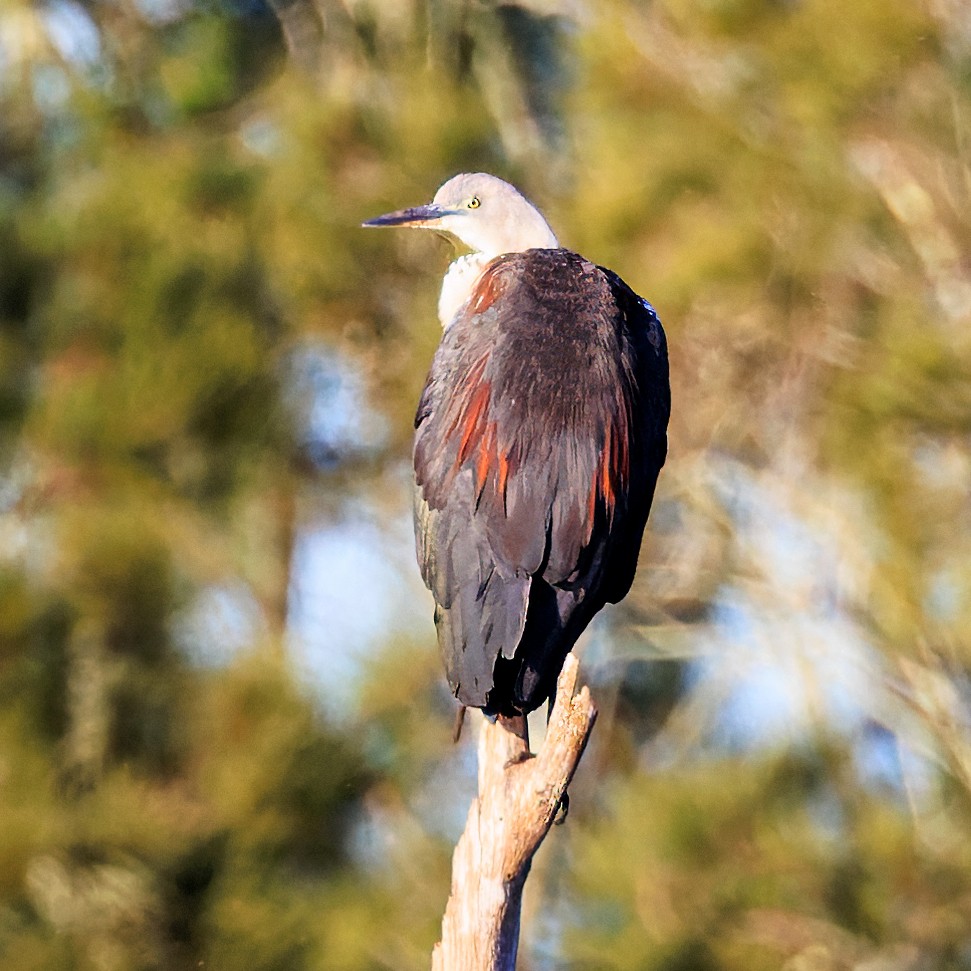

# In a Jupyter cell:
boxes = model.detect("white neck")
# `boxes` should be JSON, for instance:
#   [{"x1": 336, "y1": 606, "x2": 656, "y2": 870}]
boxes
[
  {"x1": 438, "y1": 254, "x2": 491, "y2": 328},
  {"x1": 435, "y1": 196, "x2": 560, "y2": 327},
  {"x1": 460, "y1": 209, "x2": 558, "y2": 262}
]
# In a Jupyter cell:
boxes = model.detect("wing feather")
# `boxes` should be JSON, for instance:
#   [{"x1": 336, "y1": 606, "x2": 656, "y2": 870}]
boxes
[{"x1": 414, "y1": 249, "x2": 669, "y2": 713}]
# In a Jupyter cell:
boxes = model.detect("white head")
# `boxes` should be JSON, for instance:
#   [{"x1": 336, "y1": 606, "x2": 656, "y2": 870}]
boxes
[{"x1": 363, "y1": 172, "x2": 559, "y2": 259}]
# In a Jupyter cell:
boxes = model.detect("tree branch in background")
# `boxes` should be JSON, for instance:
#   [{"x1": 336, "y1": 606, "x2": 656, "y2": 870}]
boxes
[
  {"x1": 264, "y1": 0, "x2": 325, "y2": 74},
  {"x1": 431, "y1": 652, "x2": 597, "y2": 971}
]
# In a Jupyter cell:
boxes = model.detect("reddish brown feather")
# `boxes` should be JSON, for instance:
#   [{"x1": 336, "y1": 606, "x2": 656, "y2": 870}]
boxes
[
  {"x1": 444, "y1": 357, "x2": 488, "y2": 440},
  {"x1": 443, "y1": 360, "x2": 504, "y2": 507},
  {"x1": 595, "y1": 405, "x2": 631, "y2": 523},
  {"x1": 468, "y1": 261, "x2": 507, "y2": 314},
  {"x1": 587, "y1": 476, "x2": 597, "y2": 525},
  {"x1": 496, "y1": 449, "x2": 511, "y2": 504},
  {"x1": 474, "y1": 422, "x2": 497, "y2": 498},
  {"x1": 455, "y1": 381, "x2": 491, "y2": 466},
  {"x1": 600, "y1": 424, "x2": 614, "y2": 513}
]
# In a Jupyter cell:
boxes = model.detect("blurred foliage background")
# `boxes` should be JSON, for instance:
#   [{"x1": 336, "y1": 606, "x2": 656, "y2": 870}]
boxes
[{"x1": 1, "y1": 0, "x2": 971, "y2": 968}]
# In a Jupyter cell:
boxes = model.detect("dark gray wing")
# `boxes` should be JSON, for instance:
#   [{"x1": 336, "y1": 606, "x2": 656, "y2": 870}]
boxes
[
  {"x1": 596, "y1": 267, "x2": 670, "y2": 605},
  {"x1": 414, "y1": 248, "x2": 669, "y2": 713}
]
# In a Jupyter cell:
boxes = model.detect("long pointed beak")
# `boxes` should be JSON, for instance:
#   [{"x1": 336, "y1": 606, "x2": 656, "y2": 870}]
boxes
[{"x1": 362, "y1": 202, "x2": 455, "y2": 229}]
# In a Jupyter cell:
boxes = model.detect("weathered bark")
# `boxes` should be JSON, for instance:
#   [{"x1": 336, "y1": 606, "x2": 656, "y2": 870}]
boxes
[{"x1": 431, "y1": 652, "x2": 597, "y2": 971}]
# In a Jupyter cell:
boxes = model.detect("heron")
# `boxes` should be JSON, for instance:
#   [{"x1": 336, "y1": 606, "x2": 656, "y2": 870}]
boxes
[{"x1": 364, "y1": 173, "x2": 670, "y2": 740}]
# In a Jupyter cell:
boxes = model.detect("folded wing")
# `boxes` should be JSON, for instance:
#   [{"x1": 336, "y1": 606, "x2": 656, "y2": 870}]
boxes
[{"x1": 414, "y1": 248, "x2": 670, "y2": 714}]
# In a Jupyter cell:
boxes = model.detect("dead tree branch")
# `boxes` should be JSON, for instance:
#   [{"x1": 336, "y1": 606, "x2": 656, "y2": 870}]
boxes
[{"x1": 431, "y1": 652, "x2": 597, "y2": 971}]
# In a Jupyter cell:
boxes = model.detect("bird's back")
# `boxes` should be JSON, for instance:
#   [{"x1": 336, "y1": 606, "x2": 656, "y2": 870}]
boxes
[{"x1": 414, "y1": 248, "x2": 669, "y2": 715}]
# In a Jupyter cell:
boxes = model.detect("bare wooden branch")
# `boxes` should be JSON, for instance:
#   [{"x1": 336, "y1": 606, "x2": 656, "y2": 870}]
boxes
[{"x1": 431, "y1": 652, "x2": 597, "y2": 971}]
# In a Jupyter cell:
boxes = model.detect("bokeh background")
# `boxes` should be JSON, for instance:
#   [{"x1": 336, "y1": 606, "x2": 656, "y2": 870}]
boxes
[{"x1": 2, "y1": 0, "x2": 971, "y2": 968}]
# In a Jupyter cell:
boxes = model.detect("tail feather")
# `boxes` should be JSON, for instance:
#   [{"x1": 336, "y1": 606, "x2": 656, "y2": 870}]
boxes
[{"x1": 436, "y1": 570, "x2": 530, "y2": 709}]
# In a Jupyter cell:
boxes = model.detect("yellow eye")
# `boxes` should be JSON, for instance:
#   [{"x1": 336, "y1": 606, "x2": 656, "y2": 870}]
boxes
[{"x1": 468, "y1": 196, "x2": 480, "y2": 209}]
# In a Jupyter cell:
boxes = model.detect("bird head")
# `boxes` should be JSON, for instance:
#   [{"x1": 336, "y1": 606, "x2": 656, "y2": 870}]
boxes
[{"x1": 363, "y1": 173, "x2": 558, "y2": 260}]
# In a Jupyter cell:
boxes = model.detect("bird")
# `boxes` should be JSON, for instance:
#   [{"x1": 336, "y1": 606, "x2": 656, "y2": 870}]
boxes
[{"x1": 364, "y1": 173, "x2": 670, "y2": 739}]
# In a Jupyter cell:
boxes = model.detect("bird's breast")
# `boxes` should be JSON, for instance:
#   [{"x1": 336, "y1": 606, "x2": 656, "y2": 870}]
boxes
[{"x1": 439, "y1": 254, "x2": 491, "y2": 329}]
